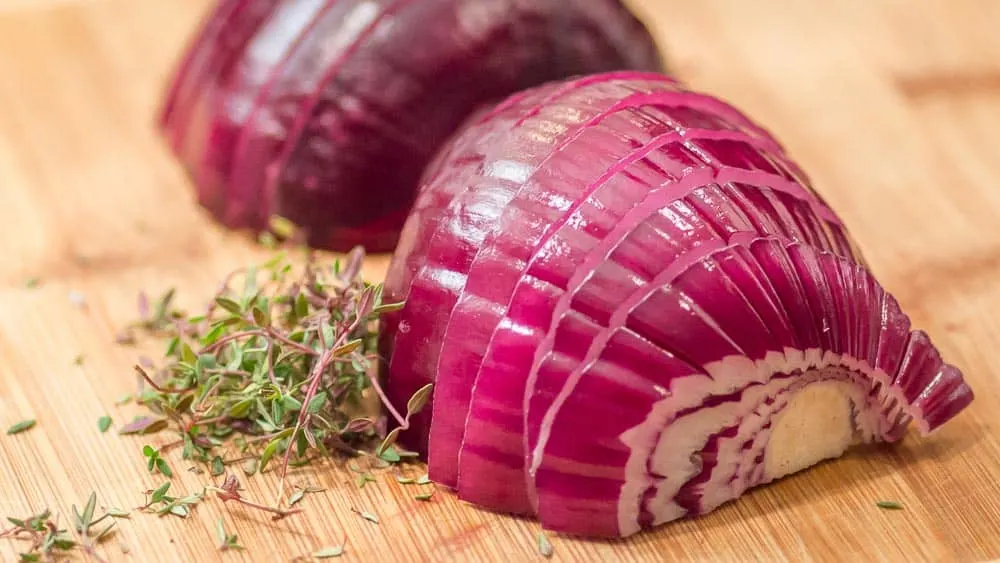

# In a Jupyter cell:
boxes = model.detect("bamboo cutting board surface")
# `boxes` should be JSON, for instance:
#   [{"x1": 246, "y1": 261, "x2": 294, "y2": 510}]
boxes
[{"x1": 1, "y1": 0, "x2": 999, "y2": 561}]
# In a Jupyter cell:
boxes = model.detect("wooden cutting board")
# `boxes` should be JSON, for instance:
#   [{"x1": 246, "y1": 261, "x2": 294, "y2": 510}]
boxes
[{"x1": 1, "y1": 0, "x2": 998, "y2": 561}]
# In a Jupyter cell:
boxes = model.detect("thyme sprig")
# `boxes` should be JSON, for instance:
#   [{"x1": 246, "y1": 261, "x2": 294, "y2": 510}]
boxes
[
  {"x1": 119, "y1": 235, "x2": 430, "y2": 516},
  {"x1": 2, "y1": 492, "x2": 118, "y2": 562}
]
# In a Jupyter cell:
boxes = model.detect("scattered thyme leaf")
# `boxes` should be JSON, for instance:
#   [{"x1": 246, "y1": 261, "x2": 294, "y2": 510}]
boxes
[
  {"x1": 118, "y1": 416, "x2": 166, "y2": 435},
  {"x1": 6, "y1": 419, "x2": 36, "y2": 435},
  {"x1": 313, "y1": 544, "x2": 345, "y2": 559},
  {"x1": 142, "y1": 446, "x2": 173, "y2": 478},
  {"x1": 537, "y1": 531, "x2": 554, "y2": 558},
  {"x1": 150, "y1": 482, "x2": 171, "y2": 503},
  {"x1": 876, "y1": 501, "x2": 904, "y2": 510},
  {"x1": 73, "y1": 354, "x2": 85, "y2": 366},
  {"x1": 414, "y1": 491, "x2": 435, "y2": 502},
  {"x1": 215, "y1": 518, "x2": 243, "y2": 551},
  {"x1": 351, "y1": 508, "x2": 379, "y2": 524},
  {"x1": 24, "y1": 277, "x2": 41, "y2": 289},
  {"x1": 416, "y1": 474, "x2": 432, "y2": 486},
  {"x1": 97, "y1": 416, "x2": 113, "y2": 433},
  {"x1": 378, "y1": 445, "x2": 402, "y2": 464}
]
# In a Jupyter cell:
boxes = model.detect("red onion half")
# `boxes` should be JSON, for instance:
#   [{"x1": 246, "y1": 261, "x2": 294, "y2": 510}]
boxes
[
  {"x1": 380, "y1": 72, "x2": 974, "y2": 537},
  {"x1": 158, "y1": 0, "x2": 664, "y2": 252}
]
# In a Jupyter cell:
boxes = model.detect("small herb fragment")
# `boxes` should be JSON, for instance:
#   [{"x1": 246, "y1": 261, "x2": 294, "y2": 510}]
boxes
[
  {"x1": 876, "y1": 501, "x2": 904, "y2": 510},
  {"x1": 210, "y1": 456, "x2": 225, "y2": 477},
  {"x1": 215, "y1": 518, "x2": 243, "y2": 551},
  {"x1": 24, "y1": 277, "x2": 41, "y2": 289},
  {"x1": 97, "y1": 416, "x2": 113, "y2": 433},
  {"x1": 242, "y1": 459, "x2": 258, "y2": 476},
  {"x1": 118, "y1": 416, "x2": 166, "y2": 435},
  {"x1": 208, "y1": 474, "x2": 301, "y2": 521},
  {"x1": 351, "y1": 507, "x2": 379, "y2": 524},
  {"x1": 414, "y1": 491, "x2": 435, "y2": 502},
  {"x1": 143, "y1": 445, "x2": 174, "y2": 477},
  {"x1": 73, "y1": 354, "x2": 85, "y2": 366},
  {"x1": 141, "y1": 482, "x2": 203, "y2": 519},
  {"x1": 2, "y1": 492, "x2": 118, "y2": 562},
  {"x1": 313, "y1": 544, "x2": 345, "y2": 559},
  {"x1": 537, "y1": 531, "x2": 554, "y2": 558},
  {"x1": 6, "y1": 420, "x2": 36, "y2": 435}
]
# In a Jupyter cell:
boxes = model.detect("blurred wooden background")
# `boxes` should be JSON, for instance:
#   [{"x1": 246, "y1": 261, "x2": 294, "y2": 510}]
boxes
[{"x1": 1, "y1": 0, "x2": 998, "y2": 561}]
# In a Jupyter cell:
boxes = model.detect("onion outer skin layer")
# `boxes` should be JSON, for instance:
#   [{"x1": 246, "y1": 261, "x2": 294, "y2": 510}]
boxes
[
  {"x1": 157, "y1": 0, "x2": 665, "y2": 252},
  {"x1": 379, "y1": 72, "x2": 975, "y2": 538}
]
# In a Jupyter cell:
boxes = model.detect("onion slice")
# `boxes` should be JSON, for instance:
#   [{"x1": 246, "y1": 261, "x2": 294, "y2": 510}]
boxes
[
  {"x1": 380, "y1": 72, "x2": 974, "y2": 538},
  {"x1": 158, "y1": 0, "x2": 665, "y2": 252}
]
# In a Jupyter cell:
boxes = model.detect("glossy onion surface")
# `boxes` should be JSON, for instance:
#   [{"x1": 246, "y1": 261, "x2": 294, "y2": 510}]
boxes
[
  {"x1": 380, "y1": 72, "x2": 974, "y2": 537},
  {"x1": 158, "y1": 0, "x2": 664, "y2": 251}
]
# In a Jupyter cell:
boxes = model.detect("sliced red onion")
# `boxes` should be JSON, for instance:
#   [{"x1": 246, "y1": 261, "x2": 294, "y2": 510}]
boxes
[
  {"x1": 380, "y1": 72, "x2": 974, "y2": 538},
  {"x1": 158, "y1": 0, "x2": 664, "y2": 252},
  {"x1": 160, "y1": 0, "x2": 278, "y2": 212},
  {"x1": 382, "y1": 73, "x2": 678, "y2": 465}
]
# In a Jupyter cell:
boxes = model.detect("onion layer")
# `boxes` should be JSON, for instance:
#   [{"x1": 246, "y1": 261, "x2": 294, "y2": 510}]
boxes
[
  {"x1": 380, "y1": 72, "x2": 974, "y2": 537},
  {"x1": 158, "y1": 0, "x2": 664, "y2": 251}
]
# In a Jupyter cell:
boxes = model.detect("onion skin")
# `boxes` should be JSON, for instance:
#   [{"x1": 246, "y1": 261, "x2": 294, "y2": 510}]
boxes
[
  {"x1": 158, "y1": 0, "x2": 665, "y2": 252},
  {"x1": 380, "y1": 72, "x2": 975, "y2": 538}
]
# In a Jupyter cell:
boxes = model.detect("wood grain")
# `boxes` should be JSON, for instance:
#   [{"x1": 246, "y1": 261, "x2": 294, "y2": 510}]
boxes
[{"x1": 1, "y1": 0, "x2": 999, "y2": 561}]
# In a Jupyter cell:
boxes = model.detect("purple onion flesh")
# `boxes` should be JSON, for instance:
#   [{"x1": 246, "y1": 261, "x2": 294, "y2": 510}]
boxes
[
  {"x1": 158, "y1": 0, "x2": 664, "y2": 252},
  {"x1": 380, "y1": 72, "x2": 974, "y2": 538}
]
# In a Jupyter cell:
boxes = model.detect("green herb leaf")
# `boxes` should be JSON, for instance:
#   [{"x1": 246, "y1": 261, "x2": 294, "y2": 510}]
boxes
[
  {"x1": 6, "y1": 419, "x2": 36, "y2": 435},
  {"x1": 414, "y1": 491, "x2": 435, "y2": 502},
  {"x1": 378, "y1": 445, "x2": 402, "y2": 464},
  {"x1": 210, "y1": 456, "x2": 225, "y2": 477},
  {"x1": 306, "y1": 391, "x2": 328, "y2": 414},
  {"x1": 214, "y1": 297, "x2": 243, "y2": 315},
  {"x1": 119, "y1": 416, "x2": 167, "y2": 435},
  {"x1": 876, "y1": 501, "x2": 904, "y2": 510},
  {"x1": 242, "y1": 459, "x2": 258, "y2": 476},
  {"x1": 406, "y1": 383, "x2": 434, "y2": 417},
  {"x1": 156, "y1": 458, "x2": 174, "y2": 478},
  {"x1": 150, "y1": 482, "x2": 171, "y2": 503},
  {"x1": 97, "y1": 416, "x2": 113, "y2": 433},
  {"x1": 355, "y1": 474, "x2": 376, "y2": 489},
  {"x1": 268, "y1": 215, "x2": 298, "y2": 239},
  {"x1": 376, "y1": 427, "x2": 402, "y2": 457}
]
